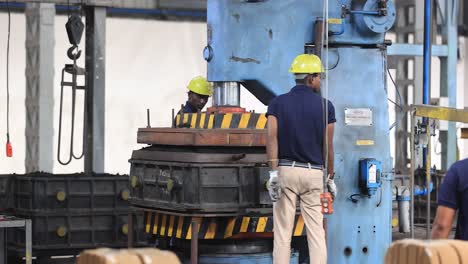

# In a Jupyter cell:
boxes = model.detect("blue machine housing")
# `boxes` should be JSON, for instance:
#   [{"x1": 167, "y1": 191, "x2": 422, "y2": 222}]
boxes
[
  {"x1": 207, "y1": 0, "x2": 395, "y2": 104},
  {"x1": 359, "y1": 158, "x2": 383, "y2": 196},
  {"x1": 207, "y1": 1, "x2": 395, "y2": 263}
]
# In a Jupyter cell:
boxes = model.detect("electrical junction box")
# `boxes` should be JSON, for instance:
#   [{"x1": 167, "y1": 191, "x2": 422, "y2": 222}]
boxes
[{"x1": 359, "y1": 158, "x2": 382, "y2": 196}]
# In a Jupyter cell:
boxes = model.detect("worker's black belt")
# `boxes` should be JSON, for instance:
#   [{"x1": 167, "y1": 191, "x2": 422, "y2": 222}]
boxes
[{"x1": 278, "y1": 159, "x2": 323, "y2": 170}]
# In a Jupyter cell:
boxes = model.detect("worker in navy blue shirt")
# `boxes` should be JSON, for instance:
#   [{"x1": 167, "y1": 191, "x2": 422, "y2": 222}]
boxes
[
  {"x1": 180, "y1": 76, "x2": 213, "y2": 114},
  {"x1": 432, "y1": 158, "x2": 468, "y2": 240},
  {"x1": 175, "y1": 76, "x2": 212, "y2": 127},
  {"x1": 266, "y1": 54, "x2": 336, "y2": 264},
  {"x1": 181, "y1": 76, "x2": 213, "y2": 114}
]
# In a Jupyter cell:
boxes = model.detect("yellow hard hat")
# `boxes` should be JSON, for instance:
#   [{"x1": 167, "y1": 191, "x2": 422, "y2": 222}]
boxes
[
  {"x1": 187, "y1": 76, "x2": 213, "y2": 96},
  {"x1": 289, "y1": 54, "x2": 324, "y2": 74}
]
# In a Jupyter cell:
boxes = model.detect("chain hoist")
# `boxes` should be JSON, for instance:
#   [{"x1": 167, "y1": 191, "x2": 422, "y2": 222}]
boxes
[{"x1": 57, "y1": 13, "x2": 86, "y2": 165}]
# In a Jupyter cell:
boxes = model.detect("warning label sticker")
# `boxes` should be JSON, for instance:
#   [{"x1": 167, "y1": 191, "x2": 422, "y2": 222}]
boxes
[{"x1": 369, "y1": 164, "x2": 377, "y2": 184}]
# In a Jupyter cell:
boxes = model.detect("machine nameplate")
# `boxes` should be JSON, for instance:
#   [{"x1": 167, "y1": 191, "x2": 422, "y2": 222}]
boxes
[{"x1": 345, "y1": 108, "x2": 373, "y2": 126}]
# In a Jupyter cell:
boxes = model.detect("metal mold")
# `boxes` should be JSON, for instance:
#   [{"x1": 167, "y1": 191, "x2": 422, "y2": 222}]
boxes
[
  {"x1": 130, "y1": 160, "x2": 267, "y2": 213},
  {"x1": 8, "y1": 211, "x2": 146, "y2": 250},
  {"x1": 14, "y1": 173, "x2": 130, "y2": 212}
]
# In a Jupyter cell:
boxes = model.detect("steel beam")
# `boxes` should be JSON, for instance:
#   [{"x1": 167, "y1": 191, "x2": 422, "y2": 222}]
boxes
[
  {"x1": 0, "y1": 0, "x2": 206, "y2": 10},
  {"x1": 24, "y1": 3, "x2": 55, "y2": 173},
  {"x1": 84, "y1": 6, "x2": 106, "y2": 173},
  {"x1": 414, "y1": 0, "x2": 424, "y2": 108},
  {"x1": 393, "y1": 2, "x2": 411, "y2": 174},
  {"x1": 413, "y1": 105, "x2": 468, "y2": 123},
  {"x1": 387, "y1": 44, "x2": 448, "y2": 57}
]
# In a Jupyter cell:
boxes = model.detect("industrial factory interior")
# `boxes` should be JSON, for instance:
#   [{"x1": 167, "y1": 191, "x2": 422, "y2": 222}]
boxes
[{"x1": 1, "y1": 0, "x2": 468, "y2": 263}]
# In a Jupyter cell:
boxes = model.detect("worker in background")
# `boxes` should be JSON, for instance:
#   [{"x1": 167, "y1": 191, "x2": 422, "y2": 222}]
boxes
[
  {"x1": 431, "y1": 158, "x2": 468, "y2": 240},
  {"x1": 266, "y1": 54, "x2": 336, "y2": 264},
  {"x1": 180, "y1": 76, "x2": 213, "y2": 114}
]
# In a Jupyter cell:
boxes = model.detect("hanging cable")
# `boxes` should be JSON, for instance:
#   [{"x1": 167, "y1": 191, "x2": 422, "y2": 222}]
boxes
[
  {"x1": 320, "y1": 0, "x2": 328, "y2": 193},
  {"x1": 381, "y1": 32, "x2": 402, "y2": 111},
  {"x1": 349, "y1": 194, "x2": 362, "y2": 203},
  {"x1": 326, "y1": 49, "x2": 340, "y2": 71},
  {"x1": 387, "y1": 68, "x2": 406, "y2": 131},
  {"x1": 324, "y1": 0, "x2": 330, "y2": 180},
  {"x1": 387, "y1": 68, "x2": 403, "y2": 111},
  {"x1": 5, "y1": 0, "x2": 12, "y2": 157},
  {"x1": 388, "y1": 98, "x2": 401, "y2": 108},
  {"x1": 318, "y1": 0, "x2": 334, "y2": 215},
  {"x1": 434, "y1": 132, "x2": 442, "y2": 155}
]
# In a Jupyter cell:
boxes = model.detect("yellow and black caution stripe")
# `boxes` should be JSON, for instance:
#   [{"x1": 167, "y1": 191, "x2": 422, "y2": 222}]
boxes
[
  {"x1": 144, "y1": 211, "x2": 305, "y2": 240},
  {"x1": 175, "y1": 113, "x2": 267, "y2": 129},
  {"x1": 175, "y1": 113, "x2": 215, "y2": 129}
]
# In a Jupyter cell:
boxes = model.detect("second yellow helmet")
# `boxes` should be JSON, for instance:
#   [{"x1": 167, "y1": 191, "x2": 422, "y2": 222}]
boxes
[{"x1": 289, "y1": 54, "x2": 324, "y2": 74}]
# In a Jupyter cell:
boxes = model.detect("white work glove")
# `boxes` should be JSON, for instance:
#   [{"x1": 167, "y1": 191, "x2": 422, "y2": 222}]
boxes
[
  {"x1": 326, "y1": 175, "x2": 337, "y2": 200},
  {"x1": 268, "y1": 170, "x2": 282, "y2": 202}
]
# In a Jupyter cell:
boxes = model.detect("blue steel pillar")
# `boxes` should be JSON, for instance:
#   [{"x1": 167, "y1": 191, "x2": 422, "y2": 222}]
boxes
[
  {"x1": 423, "y1": 0, "x2": 431, "y2": 109},
  {"x1": 444, "y1": 0, "x2": 458, "y2": 168},
  {"x1": 438, "y1": 0, "x2": 458, "y2": 170},
  {"x1": 422, "y1": 0, "x2": 432, "y2": 239}
]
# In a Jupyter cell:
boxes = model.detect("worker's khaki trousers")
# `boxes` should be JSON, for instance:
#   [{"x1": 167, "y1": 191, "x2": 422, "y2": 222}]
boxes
[{"x1": 273, "y1": 166, "x2": 326, "y2": 264}]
